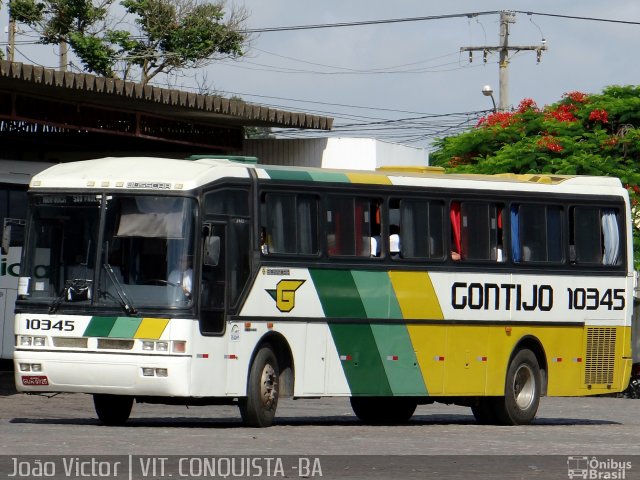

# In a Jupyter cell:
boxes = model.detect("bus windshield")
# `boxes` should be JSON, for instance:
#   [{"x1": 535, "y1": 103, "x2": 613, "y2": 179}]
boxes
[{"x1": 21, "y1": 194, "x2": 196, "y2": 311}]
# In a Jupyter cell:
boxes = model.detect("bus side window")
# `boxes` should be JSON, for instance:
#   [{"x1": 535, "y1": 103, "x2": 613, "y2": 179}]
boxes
[
  {"x1": 261, "y1": 193, "x2": 319, "y2": 255},
  {"x1": 515, "y1": 204, "x2": 563, "y2": 263},
  {"x1": 327, "y1": 196, "x2": 379, "y2": 257},
  {"x1": 459, "y1": 202, "x2": 504, "y2": 262},
  {"x1": 572, "y1": 206, "x2": 620, "y2": 266},
  {"x1": 395, "y1": 199, "x2": 444, "y2": 260}
]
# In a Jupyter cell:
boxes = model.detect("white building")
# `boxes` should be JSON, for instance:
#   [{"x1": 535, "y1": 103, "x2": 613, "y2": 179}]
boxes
[{"x1": 240, "y1": 137, "x2": 428, "y2": 170}]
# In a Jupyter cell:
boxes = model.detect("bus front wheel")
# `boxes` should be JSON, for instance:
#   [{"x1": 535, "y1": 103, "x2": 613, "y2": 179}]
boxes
[
  {"x1": 93, "y1": 394, "x2": 133, "y2": 426},
  {"x1": 492, "y1": 349, "x2": 541, "y2": 425},
  {"x1": 239, "y1": 345, "x2": 280, "y2": 427}
]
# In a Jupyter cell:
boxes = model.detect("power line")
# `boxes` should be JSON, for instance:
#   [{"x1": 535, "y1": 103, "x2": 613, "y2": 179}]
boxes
[
  {"x1": 245, "y1": 11, "x2": 500, "y2": 33},
  {"x1": 218, "y1": 59, "x2": 492, "y2": 76},
  {"x1": 520, "y1": 11, "x2": 640, "y2": 26},
  {"x1": 252, "y1": 47, "x2": 463, "y2": 73},
  {"x1": 245, "y1": 10, "x2": 640, "y2": 34}
]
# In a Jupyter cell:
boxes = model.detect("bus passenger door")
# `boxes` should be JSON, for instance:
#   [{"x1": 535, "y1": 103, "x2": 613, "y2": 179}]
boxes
[{"x1": 200, "y1": 223, "x2": 226, "y2": 335}]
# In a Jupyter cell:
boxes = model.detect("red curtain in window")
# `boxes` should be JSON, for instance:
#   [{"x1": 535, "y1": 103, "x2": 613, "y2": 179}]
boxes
[{"x1": 450, "y1": 202, "x2": 461, "y2": 254}]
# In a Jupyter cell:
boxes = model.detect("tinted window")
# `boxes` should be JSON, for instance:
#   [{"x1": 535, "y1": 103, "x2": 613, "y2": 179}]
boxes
[
  {"x1": 516, "y1": 204, "x2": 563, "y2": 263},
  {"x1": 205, "y1": 189, "x2": 249, "y2": 217},
  {"x1": 572, "y1": 206, "x2": 621, "y2": 265},
  {"x1": 261, "y1": 193, "x2": 319, "y2": 255},
  {"x1": 327, "y1": 197, "x2": 379, "y2": 257},
  {"x1": 395, "y1": 199, "x2": 445, "y2": 260}
]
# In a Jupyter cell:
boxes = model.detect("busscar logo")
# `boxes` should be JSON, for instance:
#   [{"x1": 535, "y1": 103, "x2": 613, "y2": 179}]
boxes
[{"x1": 266, "y1": 280, "x2": 305, "y2": 313}]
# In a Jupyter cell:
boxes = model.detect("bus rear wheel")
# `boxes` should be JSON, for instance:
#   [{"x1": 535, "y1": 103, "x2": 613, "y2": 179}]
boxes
[
  {"x1": 93, "y1": 394, "x2": 133, "y2": 426},
  {"x1": 239, "y1": 345, "x2": 280, "y2": 427},
  {"x1": 492, "y1": 349, "x2": 541, "y2": 425},
  {"x1": 471, "y1": 398, "x2": 498, "y2": 425},
  {"x1": 350, "y1": 397, "x2": 417, "y2": 424}
]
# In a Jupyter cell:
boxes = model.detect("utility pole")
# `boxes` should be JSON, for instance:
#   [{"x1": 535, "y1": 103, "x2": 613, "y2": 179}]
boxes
[
  {"x1": 59, "y1": 42, "x2": 68, "y2": 71},
  {"x1": 460, "y1": 11, "x2": 547, "y2": 111},
  {"x1": 6, "y1": 17, "x2": 16, "y2": 62}
]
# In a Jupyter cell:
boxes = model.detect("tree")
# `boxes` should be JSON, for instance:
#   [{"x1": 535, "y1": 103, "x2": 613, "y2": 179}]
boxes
[
  {"x1": 244, "y1": 126, "x2": 274, "y2": 139},
  {"x1": 7, "y1": 0, "x2": 248, "y2": 84},
  {"x1": 430, "y1": 86, "x2": 640, "y2": 268}
]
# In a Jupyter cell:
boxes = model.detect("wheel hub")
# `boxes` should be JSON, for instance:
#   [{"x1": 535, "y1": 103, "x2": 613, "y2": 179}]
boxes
[
  {"x1": 260, "y1": 364, "x2": 278, "y2": 409},
  {"x1": 513, "y1": 364, "x2": 535, "y2": 410}
]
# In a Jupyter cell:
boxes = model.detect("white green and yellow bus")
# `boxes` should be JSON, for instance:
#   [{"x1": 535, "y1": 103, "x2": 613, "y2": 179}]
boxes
[{"x1": 13, "y1": 157, "x2": 634, "y2": 427}]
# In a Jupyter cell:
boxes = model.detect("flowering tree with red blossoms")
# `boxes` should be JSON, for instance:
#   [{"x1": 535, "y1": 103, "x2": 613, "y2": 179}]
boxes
[{"x1": 430, "y1": 85, "x2": 640, "y2": 267}]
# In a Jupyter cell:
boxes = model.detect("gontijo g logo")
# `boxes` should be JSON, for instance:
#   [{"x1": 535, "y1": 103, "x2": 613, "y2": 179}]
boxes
[{"x1": 266, "y1": 280, "x2": 305, "y2": 313}]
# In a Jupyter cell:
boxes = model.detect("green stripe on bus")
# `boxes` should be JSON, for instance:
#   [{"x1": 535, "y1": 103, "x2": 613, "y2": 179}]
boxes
[
  {"x1": 263, "y1": 169, "x2": 313, "y2": 182},
  {"x1": 370, "y1": 323, "x2": 428, "y2": 395},
  {"x1": 108, "y1": 317, "x2": 142, "y2": 338},
  {"x1": 309, "y1": 269, "x2": 366, "y2": 318},
  {"x1": 83, "y1": 316, "x2": 118, "y2": 337},
  {"x1": 308, "y1": 171, "x2": 350, "y2": 183},
  {"x1": 351, "y1": 270, "x2": 403, "y2": 319},
  {"x1": 328, "y1": 323, "x2": 393, "y2": 396}
]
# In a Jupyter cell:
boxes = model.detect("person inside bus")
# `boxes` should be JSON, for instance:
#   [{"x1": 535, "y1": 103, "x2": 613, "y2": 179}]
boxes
[
  {"x1": 389, "y1": 225, "x2": 401, "y2": 259},
  {"x1": 168, "y1": 255, "x2": 193, "y2": 298},
  {"x1": 260, "y1": 227, "x2": 270, "y2": 255},
  {"x1": 370, "y1": 236, "x2": 381, "y2": 257}
]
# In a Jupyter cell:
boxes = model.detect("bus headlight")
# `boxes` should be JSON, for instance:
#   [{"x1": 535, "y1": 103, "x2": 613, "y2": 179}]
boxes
[
  {"x1": 155, "y1": 341, "x2": 169, "y2": 352},
  {"x1": 18, "y1": 335, "x2": 47, "y2": 347}
]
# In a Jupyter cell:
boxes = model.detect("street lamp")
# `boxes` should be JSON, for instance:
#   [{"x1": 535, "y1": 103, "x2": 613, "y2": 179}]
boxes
[{"x1": 482, "y1": 85, "x2": 497, "y2": 113}]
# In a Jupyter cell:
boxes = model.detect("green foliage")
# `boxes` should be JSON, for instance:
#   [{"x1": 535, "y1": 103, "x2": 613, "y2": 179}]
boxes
[
  {"x1": 8, "y1": 0, "x2": 44, "y2": 24},
  {"x1": 9, "y1": 0, "x2": 247, "y2": 84},
  {"x1": 117, "y1": 0, "x2": 245, "y2": 83},
  {"x1": 430, "y1": 86, "x2": 640, "y2": 269},
  {"x1": 68, "y1": 31, "x2": 115, "y2": 76}
]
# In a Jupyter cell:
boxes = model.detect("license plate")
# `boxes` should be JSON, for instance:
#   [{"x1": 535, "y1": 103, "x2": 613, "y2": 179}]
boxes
[{"x1": 21, "y1": 375, "x2": 49, "y2": 386}]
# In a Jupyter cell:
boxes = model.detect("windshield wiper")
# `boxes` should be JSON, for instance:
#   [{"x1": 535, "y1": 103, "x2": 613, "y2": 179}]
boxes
[{"x1": 103, "y1": 263, "x2": 137, "y2": 315}]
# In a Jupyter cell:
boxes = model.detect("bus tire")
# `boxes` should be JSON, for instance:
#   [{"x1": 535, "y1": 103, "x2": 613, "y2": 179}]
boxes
[
  {"x1": 471, "y1": 398, "x2": 498, "y2": 425},
  {"x1": 492, "y1": 349, "x2": 541, "y2": 425},
  {"x1": 239, "y1": 345, "x2": 280, "y2": 427},
  {"x1": 93, "y1": 394, "x2": 133, "y2": 426},
  {"x1": 350, "y1": 397, "x2": 417, "y2": 424}
]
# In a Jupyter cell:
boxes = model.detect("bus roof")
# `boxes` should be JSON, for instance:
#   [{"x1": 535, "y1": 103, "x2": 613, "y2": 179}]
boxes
[{"x1": 30, "y1": 156, "x2": 625, "y2": 196}]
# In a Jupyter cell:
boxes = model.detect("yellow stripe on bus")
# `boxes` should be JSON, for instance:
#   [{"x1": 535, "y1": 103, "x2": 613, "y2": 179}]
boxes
[
  {"x1": 134, "y1": 318, "x2": 170, "y2": 339},
  {"x1": 388, "y1": 271, "x2": 444, "y2": 320},
  {"x1": 345, "y1": 173, "x2": 392, "y2": 185}
]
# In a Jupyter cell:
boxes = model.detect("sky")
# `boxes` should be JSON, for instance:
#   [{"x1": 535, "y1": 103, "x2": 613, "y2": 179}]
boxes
[{"x1": 2, "y1": 1, "x2": 640, "y2": 149}]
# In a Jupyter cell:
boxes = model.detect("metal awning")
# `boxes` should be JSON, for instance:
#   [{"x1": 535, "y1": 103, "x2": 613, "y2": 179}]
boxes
[{"x1": 0, "y1": 61, "x2": 333, "y2": 152}]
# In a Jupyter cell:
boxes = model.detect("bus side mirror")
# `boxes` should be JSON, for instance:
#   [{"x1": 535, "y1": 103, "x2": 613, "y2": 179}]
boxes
[
  {"x1": 1, "y1": 218, "x2": 25, "y2": 255},
  {"x1": 204, "y1": 235, "x2": 220, "y2": 266}
]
